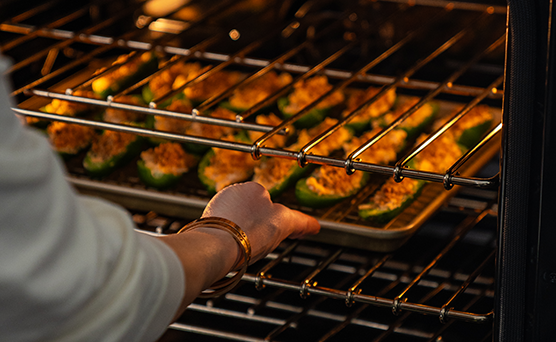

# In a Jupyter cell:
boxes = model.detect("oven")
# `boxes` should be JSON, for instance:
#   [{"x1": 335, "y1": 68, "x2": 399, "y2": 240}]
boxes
[{"x1": 1, "y1": 0, "x2": 554, "y2": 341}]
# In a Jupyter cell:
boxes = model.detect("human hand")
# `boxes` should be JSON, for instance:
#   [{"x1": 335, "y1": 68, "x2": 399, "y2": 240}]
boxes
[{"x1": 202, "y1": 181, "x2": 320, "y2": 263}]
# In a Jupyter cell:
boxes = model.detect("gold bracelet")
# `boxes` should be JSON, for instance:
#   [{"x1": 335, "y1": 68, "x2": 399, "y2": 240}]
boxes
[{"x1": 178, "y1": 217, "x2": 251, "y2": 298}]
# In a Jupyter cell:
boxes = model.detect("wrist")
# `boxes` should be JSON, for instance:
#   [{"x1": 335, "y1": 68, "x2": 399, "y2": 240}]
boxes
[{"x1": 176, "y1": 217, "x2": 252, "y2": 298}]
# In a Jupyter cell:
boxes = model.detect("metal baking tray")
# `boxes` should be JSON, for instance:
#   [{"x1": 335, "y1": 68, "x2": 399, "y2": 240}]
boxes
[{"x1": 15, "y1": 68, "x2": 501, "y2": 252}]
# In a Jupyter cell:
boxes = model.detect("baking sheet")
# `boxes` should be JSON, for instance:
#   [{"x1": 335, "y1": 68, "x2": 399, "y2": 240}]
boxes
[{"x1": 17, "y1": 72, "x2": 501, "y2": 252}]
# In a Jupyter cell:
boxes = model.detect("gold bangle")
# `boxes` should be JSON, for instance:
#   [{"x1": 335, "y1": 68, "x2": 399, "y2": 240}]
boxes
[{"x1": 178, "y1": 217, "x2": 251, "y2": 298}]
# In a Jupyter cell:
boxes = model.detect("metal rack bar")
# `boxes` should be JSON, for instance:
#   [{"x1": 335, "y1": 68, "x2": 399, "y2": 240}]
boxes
[
  {"x1": 393, "y1": 207, "x2": 492, "y2": 305},
  {"x1": 295, "y1": 9, "x2": 454, "y2": 167},
  {"x1": 345, "y1": 11, "x2": 500, "y2": 175},
  {"x1": 370, "y1": 284, "x2": 447, "y2": 342},
  {"x1": 439, "y1": 250, "x2": 496, "y2": 323},
  {"x1": 112, "y1": 35, "x2": 223, "y2": 100},
  {"x1": 249, "y1": 39, "x2": 358, "y2": 158},
  {"x1": 15, "y1": 91, "x2": 282, "y2": 134},
  {"x1": 300, "y1": 248, "x2": 344, "y2": 298},
  {"x1": 0, "y1": 1, "x2": 92, "y2": 52},
  {"x1": 5, "y1": 3, "x2": 142, "y2": 76}
]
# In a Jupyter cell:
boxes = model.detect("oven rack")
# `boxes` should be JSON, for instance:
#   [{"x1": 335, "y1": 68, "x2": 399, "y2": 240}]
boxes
[
  {"x1": 133, "y1": 189, "x2": 497, "y2": 341},
  {"x1": 5, "y1": 0, "x2": 504, "y2": 190}
]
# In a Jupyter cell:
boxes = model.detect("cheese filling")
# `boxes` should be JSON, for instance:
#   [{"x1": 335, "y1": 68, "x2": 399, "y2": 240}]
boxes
[
  {"x1": 359, "y1": 178, "x2": 422, "y2": 211},
  {"x1": 343, "y1": 87, "x2": 396, "y2": 123},
  {"x1": 204, "y1": 136, "x2": 257, "y2": 192},
  {"x1": 141, "y1": 142, "x2": 196, "y2": 176},
  {"x1": 47, "y1": 122, "x2": 95, "y2": 154},
  {"x1": 88, "y1": 130, "x2": 138, "y2": 164},
  {"x1": 186, "y1": 107, "x2": 236, "y2": 139},
  {"x1": 229, "y1": 71, "x2": 292, "y2": 109},
  {"x1": 253, "y1": 118, "x2": 351, "y2": 191},
  {"x1": 252, "y1": 157, "x2": 296, "y2": 190},
  {"x1": 451, "y1": 104, "x2": 493, "y2": 138},
  {"x1": 306, "y1": 166, "x2": 363, "y2": 196},
  {"x1": 183, "y1": 70, "x2": 243, "y2": 102},
  {"x1": 103, "y1": 95, "x2": 145, "y2": 124},
  {"x1": 149, "y1": 61, "x2": 204, "y2": 99},
  {"x1": 247, "y1": 113, "x2": 290, "y2": 148},
  {"x1": 379, "y1": 97, "x2": 433, "y2": 130},
  {"x1": 307, "y1": 128, "x2": 407, "y2": 196},
  {"x1": 154, "y1": 99, "x2": 193, "y2": 134},
  {"x1": 414, "y1": 134, "x2": 464, "y2": 173},
  {"x1": 283, "y1": 75, "x2": 344, "y2": 114}
]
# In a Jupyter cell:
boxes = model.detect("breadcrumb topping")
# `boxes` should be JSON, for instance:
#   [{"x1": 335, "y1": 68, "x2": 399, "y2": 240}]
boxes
[
  {"x1": 186, "y1": 107, "x2": 236, "y2": 139},
  {"x1": 154, "y1": 99, "x2": 193, "y2": 134},
  {"x1": 451, "y1": 105, "x2": 493, "y2": 138},
  {"x1": 204, "y1": 135, "x2": 257, "y2": 192},
  {"x1": 248, "y1": 113, "x2": 290, "y2": 148},
  {"x1": 343, "y1": 87, "x2": 396, "y2": 123},
  {"x1": 149, "y1": 61, "x2": 204, "y2": 99},
  {"x1": 283, "y1": 75, "x2": 344, "y2": 114},
  {"x1": 379, "y1": 97, "x2": 434, "y2": 129},
  {"x1": 229, "y1": 71, "x2": 292, "y2": 109},
  {"x1": 359, "y1": 178, "x2": 422, "y2": 211},
  {"x1": 306, "y1": 166, "x2": 363, "y2": 196},
  {"x1": 88, "y1": 130, "x2": 138, "y2": 163},
  {"x1": 183, "y1": 70, "x2": 243, "y2": 102},
  {"x1": 47, "y1": 121, "x2": 95, "y2": 154},
  {"x1": 343, "y1": 128, "x2": 407, "y2": 165},
  {"x1": 141, "y1": 142, "x2": 196, "y2": 176},
  {"x1": 253, "y1": 118, "x2": 351, "y2": 190},
  {"x1": 306, "y1": 128, "x2": 406, "y2": 196},
  {"x1": 104, "y1": 95, "x2": 145, "y2": 124}
]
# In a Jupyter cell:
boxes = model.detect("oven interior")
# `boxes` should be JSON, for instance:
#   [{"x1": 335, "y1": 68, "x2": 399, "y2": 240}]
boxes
[{"x1": 1, "y1": 0, "x2": 507, "y2": 340}]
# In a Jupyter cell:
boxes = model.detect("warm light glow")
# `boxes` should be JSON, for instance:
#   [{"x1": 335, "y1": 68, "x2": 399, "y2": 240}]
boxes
[{"x1": 229, "y1": 29, "x2": 241, "y2": 41}]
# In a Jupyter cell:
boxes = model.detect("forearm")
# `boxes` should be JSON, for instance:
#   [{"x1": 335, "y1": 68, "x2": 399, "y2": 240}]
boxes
[{"x1": 157, "y1": 227, "x2": 241, "y2": 317}]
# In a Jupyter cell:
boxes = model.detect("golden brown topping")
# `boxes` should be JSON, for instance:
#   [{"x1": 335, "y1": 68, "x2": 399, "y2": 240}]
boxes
[
  {"x1": 344, "y1": 128, "x2": 407, "y2": 165},
  {"x1": 292, "y1": 117, "x2": 352, "y2": 155},
  {"x1": 92, "y1": 52, "x2": 154, "y2": 94},
  {"x1": 229, "y1": 71, "x2": 292, "y2": 109},
  {"x1": 149, "y1": 61, "x2": 205, "y2": 99},
  {"x1": 451, "y1": 104, "x2": 493, "y2": 138},
  {"x1": 186, "y1": 107, "x2": 236, "y2": 139},
  {"x1": 379, "y1": 97, "x2": 434, "y2": 129},
  {"x1": 248, "y1": 113, "x2": 290, "y2": 148},
  {"x1": 306, "y1": 166, "x2": 364, "y2": 196},
  {"x1": 183, "y1": 70, "x2": 243, "y2": 102},
  {"x1": 47, "y1": 121, "x2": 95, "y2": 154},
  {"x1": 252, "y1": 117, "x2": 350, "y2": 190},
  {"x1": 252, "y1": 157, "x2": 296, "y2": 190},
  {"x1": 414, "y1": 133, "x2": 463, "y2": 173},
  {"x1": 88, "y1": 130, "x2": 138, "y2": 163},
  {"x1": 204, "y1": 135, "x2": 257, "y2": 192},
  {"x1": 361, "y1": 178, "x2": 421, "y2": 211},
  {"x1": 284, "y1": 75, "x2": 344, "y2": 114},
  {"x1": 343, "y1": 87, "x2": 396, "y2": 122},
  {"x1": 104, "y1": 95, "x2": 145, "y2": 124},
  {"x1": 432, "y1": 105, "x2": 493, "y2": 137},
  {"x1": 154, "y1": 99, "x2": 193, "y2": 134},
  {"x1": 141, "y1": 142, "x2": 196, "y2": 176}
]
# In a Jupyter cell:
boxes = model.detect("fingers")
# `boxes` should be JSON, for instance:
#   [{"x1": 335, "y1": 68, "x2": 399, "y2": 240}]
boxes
[{"x1": 272, "y1": 203, "x2": 320, "y2": 239}]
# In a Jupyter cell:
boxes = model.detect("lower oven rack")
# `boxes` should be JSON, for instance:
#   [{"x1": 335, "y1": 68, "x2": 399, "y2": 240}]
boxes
[{"x1": 132, "y1": 186, "x2": 496, "y2": 341}]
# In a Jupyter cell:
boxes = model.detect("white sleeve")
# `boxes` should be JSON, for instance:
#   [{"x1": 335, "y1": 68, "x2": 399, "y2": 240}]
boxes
[{"x1": 0, "y1": 56, "x2": 185, "y2": 342}]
